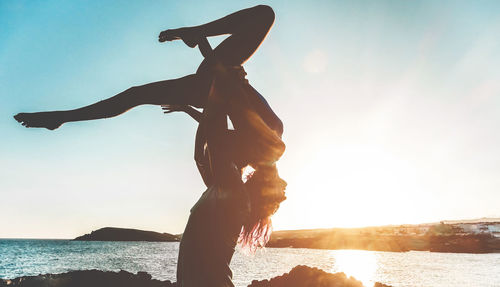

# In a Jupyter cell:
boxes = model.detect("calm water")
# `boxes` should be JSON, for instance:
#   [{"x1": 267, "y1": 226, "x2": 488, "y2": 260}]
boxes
[{"x1": 0, "y1": 240, "x2": 499, "y2": 287}]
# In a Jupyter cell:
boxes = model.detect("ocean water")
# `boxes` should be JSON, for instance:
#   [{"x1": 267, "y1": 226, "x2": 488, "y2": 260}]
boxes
[{"x1": 0, "y1": 240, "x2": 499, "y2": 287}]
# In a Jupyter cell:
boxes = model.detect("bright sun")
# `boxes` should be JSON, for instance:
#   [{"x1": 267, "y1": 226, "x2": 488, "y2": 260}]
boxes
[
  {"x1": 331, "y1": 250, "x2": 377, "y2": 287},
  {"x1": 283, "y1": 143, "x2": 422, "y2": 229}
]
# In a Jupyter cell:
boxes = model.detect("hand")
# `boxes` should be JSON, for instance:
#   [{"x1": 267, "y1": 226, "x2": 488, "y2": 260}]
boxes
[{"x1": 161, "y1": 104, "x2": 187, "y2": 114}]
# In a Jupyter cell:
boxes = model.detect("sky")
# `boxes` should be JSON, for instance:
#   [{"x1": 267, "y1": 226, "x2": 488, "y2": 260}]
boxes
[{"x1": 1, "y1": 0, "x2": 500, "y2": 239}]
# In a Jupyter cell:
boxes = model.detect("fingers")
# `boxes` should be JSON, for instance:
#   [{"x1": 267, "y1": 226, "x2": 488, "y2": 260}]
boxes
[
  {"x1": 162, "y1": 109, "x2": 177, "y2": 114},
  {"x1": 161, "y1": 104, "x2": 184, "y2": 109},
  {"x1": 161, "y1": 105, "x2": 180, "y2": 114}
]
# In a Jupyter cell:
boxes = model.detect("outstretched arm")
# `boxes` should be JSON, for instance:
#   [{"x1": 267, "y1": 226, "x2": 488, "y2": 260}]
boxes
[
  {"x1": 194, "y1": 117, "x2": 212, "y2": 187},
  {"x1": 203, "y1": 79, "x2": 242, "y2": 190}
]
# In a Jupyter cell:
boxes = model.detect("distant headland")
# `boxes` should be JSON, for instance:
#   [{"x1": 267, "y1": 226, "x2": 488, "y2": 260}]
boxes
[
  {"x1": 73, "y1": 219, "x2": 500, "y2": 253},
  {"x1": 268, "y1": 219, "x2": 500, "y2": 253},
  {"x1": 74, "y1": 227, "x2": 180, "y2": 242}
]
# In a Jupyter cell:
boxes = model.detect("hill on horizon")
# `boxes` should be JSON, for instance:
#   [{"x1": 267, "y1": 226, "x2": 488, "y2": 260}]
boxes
[{"x1": 74, "y1": 227, "x2": 179, "y2": 242}]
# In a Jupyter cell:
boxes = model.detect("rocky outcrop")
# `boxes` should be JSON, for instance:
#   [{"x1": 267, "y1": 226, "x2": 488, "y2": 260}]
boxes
[
  {"x1": 0, "y1": 266, "x2": 392, "y2": 287},
  {"x1": 73, "y1": 227, "x2": 179, "y2": 242},
  {"x1": 0, "y1": 270, "x2": 175, "y2": 287},
  {"x1": 248, "y1": 265, "x2": 392, "y2": 287}
]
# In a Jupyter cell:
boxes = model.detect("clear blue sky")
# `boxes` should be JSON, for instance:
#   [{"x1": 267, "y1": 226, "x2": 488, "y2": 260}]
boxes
[{"x1": 2, "y1": 0, "x2": 500, "y2": 238}]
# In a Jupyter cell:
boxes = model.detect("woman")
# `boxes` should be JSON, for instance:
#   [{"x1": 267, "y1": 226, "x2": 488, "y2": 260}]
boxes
[
  {"x1": 171, "y1": 63, "x2": 286, "y2": 286},
  {"x1": 13, "y1": 5, "x2": 283, "y2": 138},
  {"x1": 15, "y1": 5, "x2": 286, "y2": 285}
]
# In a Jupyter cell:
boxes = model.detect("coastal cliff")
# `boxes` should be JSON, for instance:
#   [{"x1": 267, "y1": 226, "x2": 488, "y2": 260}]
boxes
[
  {"x1": 74, "y1": 223, "x2": 500, "y2": 252},
  {"x1": 73, "y1": 227, "x2": 179, "y2": 242},
  {"x1": 268, "y1": 223, "x2": 500, "y2": 253}
]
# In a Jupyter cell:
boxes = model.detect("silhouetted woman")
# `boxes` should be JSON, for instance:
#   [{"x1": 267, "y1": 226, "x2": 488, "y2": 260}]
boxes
[
  {"x1": 14, "y1": 5, "x2": 283, "y2": 137},
  {"x1": 14, "y1": 5, "x2": 287, "y2": 286},
  {"x1": 170, "y1": 62, "x2": 286, "y2": 287}
]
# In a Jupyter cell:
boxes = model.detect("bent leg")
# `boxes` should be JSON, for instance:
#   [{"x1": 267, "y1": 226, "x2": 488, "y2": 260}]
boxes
[
  {"x1": 14, "y1": 74, "x2": 207, "y2": 130},
  {"x1": 192, "y1": 6, "x2": 281, "y2": 134},
  {"x1": 196, "y1": 5, "x2": 275, "y2": 73}
]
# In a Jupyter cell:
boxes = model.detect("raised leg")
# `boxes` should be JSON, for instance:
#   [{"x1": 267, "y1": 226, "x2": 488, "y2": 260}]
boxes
[
  {"x1": 14, "y1": 74, "x2": 206, "y2": 130},
  {"x1": 194, "y1": 5, "x2": 281, "y2": 135},
  {"x1": 163, "y1": 5, "x2": 275, "y2": 70}
]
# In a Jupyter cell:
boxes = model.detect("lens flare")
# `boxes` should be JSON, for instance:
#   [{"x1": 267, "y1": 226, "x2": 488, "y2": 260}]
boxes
[{"x1": 330, "y1": 250, "x2": 377, "y2": 287}]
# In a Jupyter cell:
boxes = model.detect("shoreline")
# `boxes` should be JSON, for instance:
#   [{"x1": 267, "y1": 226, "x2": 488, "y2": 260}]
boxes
[
  {"x1": 2, "y1": 238, "x2": 499, "y2": 254},
  {"x1": 0, "y1": 266, "x2": 392, "y2": 287}
]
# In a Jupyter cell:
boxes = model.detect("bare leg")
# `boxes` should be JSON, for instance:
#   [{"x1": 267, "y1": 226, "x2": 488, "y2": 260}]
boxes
[
  {"x1": 14, "y1": 6, "x2": 277, "y2": 131},
  {"x1": 162, "y1": 5, "x2": 275, "y2": 68},
  {"x1": 190, "y1": 5, "x2": 282, "y2": 135},
  {"x1": 166, "y1": 5, "x2": 284, "y2": 135},
  {"x1": 14, "y1": 74, "x2": 205, "y2": 130}
]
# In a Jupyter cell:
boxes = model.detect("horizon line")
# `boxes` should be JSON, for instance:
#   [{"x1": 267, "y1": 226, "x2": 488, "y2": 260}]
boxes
[{"x1": 2, "y1": 216, "x2": 499, "y2": 240}]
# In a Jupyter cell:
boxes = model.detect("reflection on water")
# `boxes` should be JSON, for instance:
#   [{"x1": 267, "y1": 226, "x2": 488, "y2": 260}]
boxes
[
  {"x1": 2, "y1": 240, "x2": 500, "y2": 287},
  {"x1": 330, "y1": 250, "x2": 377, "y2": 287}
]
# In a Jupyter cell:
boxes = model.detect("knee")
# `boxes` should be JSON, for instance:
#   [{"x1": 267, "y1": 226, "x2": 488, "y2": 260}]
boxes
[{"x1": 254, "y1": 5, "x2": 275, "y2": 27}]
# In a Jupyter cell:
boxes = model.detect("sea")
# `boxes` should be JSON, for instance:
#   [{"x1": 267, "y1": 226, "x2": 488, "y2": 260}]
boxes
[{"x1": 0, "y1": 240, "x2": 499, "y2": 287}]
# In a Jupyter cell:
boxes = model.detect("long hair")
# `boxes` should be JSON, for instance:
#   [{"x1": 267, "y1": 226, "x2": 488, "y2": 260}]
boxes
[
  {"x1": 212, "y1": 64, "x2": 287, "y2": 251},
  {"x1": 238, "y1": 164, "x2": 287, "y2": 252}
]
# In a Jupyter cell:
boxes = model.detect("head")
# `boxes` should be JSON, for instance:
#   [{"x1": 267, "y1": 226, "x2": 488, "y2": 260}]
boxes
[{"x1": 238, "y1": 164, "x2": 287, "y2": 252}]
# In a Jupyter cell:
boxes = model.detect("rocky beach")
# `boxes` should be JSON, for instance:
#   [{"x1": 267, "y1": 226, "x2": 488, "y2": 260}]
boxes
[{"x1": 0, "y1": 266, "x2": 392, "y2": 287}]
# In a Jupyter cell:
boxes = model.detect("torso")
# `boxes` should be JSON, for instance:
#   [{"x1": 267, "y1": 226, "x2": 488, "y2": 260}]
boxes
[{"x1": 176, "y1": 184, "x2": 248, "y2": 287}]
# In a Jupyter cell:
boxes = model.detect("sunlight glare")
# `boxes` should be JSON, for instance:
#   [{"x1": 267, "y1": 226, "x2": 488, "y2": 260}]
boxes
[
  {"x1": 331, "y1": 250, "x2": 377, "y2": 287},
  {"x1": 291, "y1": 143, "x2": 421, "y2": 228},
  {"x1": 242, "y1": 165, "x2": 256, "y2": 183}
]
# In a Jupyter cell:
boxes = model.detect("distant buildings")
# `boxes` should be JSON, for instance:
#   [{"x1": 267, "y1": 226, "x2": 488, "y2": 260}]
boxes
[
  {"x1": 454, "y1": 222, "x2": 500, "y2": 237},
  {"x1": 395, "y1": 222, "x2": 500, "y2": 237}
]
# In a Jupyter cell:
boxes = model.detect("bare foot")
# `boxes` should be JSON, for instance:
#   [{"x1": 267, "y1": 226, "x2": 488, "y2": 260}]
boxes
[
  {"x1": 14, "y1": 112, "x2": 63, "y2": 130},
  {"x1": 158, "y1": 27, "x2": 200, "y2": 48}
]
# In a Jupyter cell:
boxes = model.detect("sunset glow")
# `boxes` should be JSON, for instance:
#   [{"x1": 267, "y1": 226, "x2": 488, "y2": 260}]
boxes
[
  {"x1": 332, "y1": 250, "x2": 377, "y2": 287},
  {"x1": 2, "y1": 1, "x2": 500, "y2": 238}
]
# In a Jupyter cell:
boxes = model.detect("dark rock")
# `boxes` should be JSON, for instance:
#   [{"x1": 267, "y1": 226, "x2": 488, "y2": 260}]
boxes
[
  {"x1": 73, "y1": 227, "x2": 179, "y2": 242},
  {"x1": 0, "y1": 270, "x2": 174, "y2": 287},
  {"x1": 0, "y1": 266, "x2": 393, "y2": 287},
  {"x1": 247, "y1": 265, "x2": 392, "y2": 287}
]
